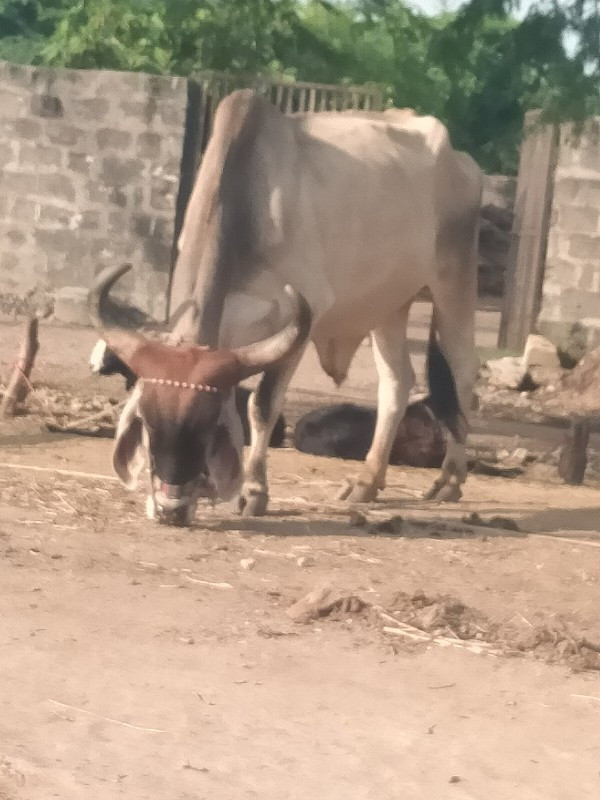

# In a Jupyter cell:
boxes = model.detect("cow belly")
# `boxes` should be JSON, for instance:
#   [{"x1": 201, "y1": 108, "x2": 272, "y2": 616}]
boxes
[
  {"x1": 218, "y1": 292, "x2": 282, "y2": 349},
  {"x1": 312, "y1": 267, "x2": 426, "y2": 342}
]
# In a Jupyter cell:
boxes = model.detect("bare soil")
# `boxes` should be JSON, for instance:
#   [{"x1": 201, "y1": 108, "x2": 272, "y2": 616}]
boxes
[{"x1": 1, "y1": 312, "x2": 600, "y2": 800}]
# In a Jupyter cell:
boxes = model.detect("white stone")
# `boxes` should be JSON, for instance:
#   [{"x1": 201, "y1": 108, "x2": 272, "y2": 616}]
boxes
[
  {"x1": 297, "y1": 556, "x2": 315, "y2": 568},
  {"x1": 240, "y1": 558, "x2": 256, "y2": 571},
  {"x1": 485, "y1": 356, "x2": 527, "y2": 389},
  {"x1": 523, "y1": 334, "x2": 560, "y2": 370},
  {"x1": 508, "y1": 447, "x2": 530, "y2": 465}
]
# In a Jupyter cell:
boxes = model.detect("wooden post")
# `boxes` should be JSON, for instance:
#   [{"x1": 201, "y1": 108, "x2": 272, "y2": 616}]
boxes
[
  {"x1": 498, "y1": 111, "x2": 559, "y2": 350},
  {"x1": 558, "y1": 419, "x2": 590, "y2": 485},
  {"x1": 1, "y1": 317, "x2": 39, "y2": 417}
]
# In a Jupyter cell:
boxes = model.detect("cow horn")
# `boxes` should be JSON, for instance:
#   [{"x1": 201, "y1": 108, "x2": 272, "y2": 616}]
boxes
[
  {"x1": 88, "y1": 263, "x2": 149, "y2": 368},
  {"x1": 88, "y1": 263, "x2": 156, "y2": 330},
  {"x1": 232, "y1": 286, "x2": 312, "y2": 378}
]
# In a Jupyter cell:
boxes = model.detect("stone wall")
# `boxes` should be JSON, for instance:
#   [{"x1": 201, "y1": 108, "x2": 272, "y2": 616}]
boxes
[
  {"x1": 0, "y1": 60, "x2": 187, "y2": 321},
  {"x1": 0, "y1": 57, "x2": 514, "y2": 323},
  {"x1": 538, "y1": 120, "x2": 600, "y2": 360}
]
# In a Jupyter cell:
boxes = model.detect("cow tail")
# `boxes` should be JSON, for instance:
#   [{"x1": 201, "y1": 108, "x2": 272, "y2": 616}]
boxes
[{"x1": 425, "y1": 311, "x2": 463, "y2": 442}]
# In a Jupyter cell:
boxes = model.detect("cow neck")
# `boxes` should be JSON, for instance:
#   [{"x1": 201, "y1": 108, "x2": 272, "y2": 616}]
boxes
[{"x1": 168, "y1": 301, "x2": 209, "y2": 349}]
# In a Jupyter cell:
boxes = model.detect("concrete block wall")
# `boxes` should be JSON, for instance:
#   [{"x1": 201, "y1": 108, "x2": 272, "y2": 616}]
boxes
[
  {"x1": 0, "y1": 60, "x2": 187, "y2": 320},
  {"x1": 538, "y1": 120, "x2": 600, "y2": 354},
  {"x1": 0, "y1": 57, "x2": 516, "y2": 324}
]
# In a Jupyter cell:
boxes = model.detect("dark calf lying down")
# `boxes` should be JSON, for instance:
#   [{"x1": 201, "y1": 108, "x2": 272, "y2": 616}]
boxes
[
  {"x1": 90, "y1": 340, "x2": 285, "y2": 448},
  {"x1": 293, "y1": 400, "x2": 446, "y2": 468}
]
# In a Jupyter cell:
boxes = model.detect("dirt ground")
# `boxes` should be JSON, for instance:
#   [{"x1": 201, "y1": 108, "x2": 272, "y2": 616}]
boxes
[{"x1": 1, "y1": 307, "x2": 600, "y2": 800}]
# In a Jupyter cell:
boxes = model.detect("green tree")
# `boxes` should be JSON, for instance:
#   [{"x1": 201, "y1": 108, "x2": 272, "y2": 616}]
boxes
[
  {"x1": 39, "y1": 0, "x2": 336, "y2": 77},
  {"x1": 1, "y1": 0, "x2": 598, "y2": 174},
  {"x1": 0, "y1": 0, "x2": 68, "y2": 62}
]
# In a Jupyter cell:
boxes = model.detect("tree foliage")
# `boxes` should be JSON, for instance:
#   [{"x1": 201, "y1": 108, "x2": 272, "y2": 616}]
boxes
[{"x1": 0, "y1": 0, "x2": 598, "y2": 174}]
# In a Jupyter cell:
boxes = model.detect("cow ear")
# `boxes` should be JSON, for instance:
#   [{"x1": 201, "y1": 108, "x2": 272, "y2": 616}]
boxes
[
  {"x1": 206, "y1": 396, "x2": 243, "y2": 501},
  {"x1": 102, "y1": 330, "x2": 147, "y2": 371},
  {"x1": 113, "y1": 389, "x2": 145, "y2": 489}
]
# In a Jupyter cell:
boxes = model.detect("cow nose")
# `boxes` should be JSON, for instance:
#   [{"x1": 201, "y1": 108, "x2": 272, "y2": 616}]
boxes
[
  {"x1": 159, "y1": 482, "x2": 184, "y2": 500},
  {"x1": 155, "y1": 486, "x2": 188, "y2": 511},
  {"x1": 152, "y1": 483, "x2": 197, "y2": 527}
]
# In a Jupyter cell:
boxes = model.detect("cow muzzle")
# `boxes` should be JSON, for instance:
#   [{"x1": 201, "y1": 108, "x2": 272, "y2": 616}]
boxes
[{"x1": 148, "y1": 478, "x2": 215, "y2": 527}]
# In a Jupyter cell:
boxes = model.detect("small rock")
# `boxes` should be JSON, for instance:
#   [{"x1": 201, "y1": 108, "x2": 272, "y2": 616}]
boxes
[
  {"x1": 449, "y1": 775, "x2": 462, "y2": 784},
  {"x1": 485, "y1": 356, "x2": 528, "y2": 390},
  {"x1": 523, "y1": 334, "x2": 560, "y2": 370},
  {"x1": 297, "y1": 556, "x2": 315, "y2": 568},
  {"x1": 505, "y1": 447, "x2": 530, "y2": 465},
  {"x1": 240, "y1": 558, "x2": 256, "y2": 571}
]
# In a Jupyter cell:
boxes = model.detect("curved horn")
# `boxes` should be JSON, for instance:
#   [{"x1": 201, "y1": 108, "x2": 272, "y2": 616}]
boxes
[
  {"x1": 88, "y1": 263, "x2": 149, "y2": 368},
  {"x1": 88, "y1": 263, "x2": 133, "y2": 328},
  {"x1": 232, "y1": 286, "x2": 312, "y2": 378},
  {"x1": 88, "y1": 263, "x2": 156, "y2": 330}
]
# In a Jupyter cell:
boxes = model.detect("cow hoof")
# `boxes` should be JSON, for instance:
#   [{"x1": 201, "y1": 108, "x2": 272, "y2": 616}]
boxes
[
  {"x1": 339, "y1": 482, "x2": 378, "y2": 504},
  {"x1": 424, "y1": 483, "x2": 462, "y2": 503},
  {"x1": 238, "y1": 491, "x2": 268, "y2": 517}
]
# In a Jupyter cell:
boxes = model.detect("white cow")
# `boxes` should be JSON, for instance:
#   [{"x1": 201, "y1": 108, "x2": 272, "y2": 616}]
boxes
[{"x1": 90, "y1": 90, "x2": 482, "y2": 524}]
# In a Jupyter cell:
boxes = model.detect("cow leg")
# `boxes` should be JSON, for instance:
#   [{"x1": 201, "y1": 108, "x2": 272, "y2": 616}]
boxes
[
  {"x1": 238, "y1": 347, "x2": 305, "y2": 517},
  {"x1": 424, "y1": 289, "x2": 477, "y2": 503},
  {"x1": 340, "y1": 306, "x2": 414, "y2": 503}
]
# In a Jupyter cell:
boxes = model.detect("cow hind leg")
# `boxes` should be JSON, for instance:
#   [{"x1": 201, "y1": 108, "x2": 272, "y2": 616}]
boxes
[
  {"x1": 238, "y1": 347, "x2": 305, "y2": 517},
  {"x1": 424, "y1": 284, "x2": 477, "y2": 502},
  {"x1": 339, "y1": 305, "x2": 414, "y2": 503}
]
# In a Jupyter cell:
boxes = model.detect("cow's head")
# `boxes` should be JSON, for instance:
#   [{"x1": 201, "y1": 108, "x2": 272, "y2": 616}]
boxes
[{"x1": 88, "y1": 265, "x2": 311, "y2": 526}]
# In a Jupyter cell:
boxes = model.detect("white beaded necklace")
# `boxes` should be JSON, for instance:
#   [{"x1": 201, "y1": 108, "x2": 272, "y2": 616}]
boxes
[{"x1": 141, "y1": 377, "x2": 219, "y2": 393}]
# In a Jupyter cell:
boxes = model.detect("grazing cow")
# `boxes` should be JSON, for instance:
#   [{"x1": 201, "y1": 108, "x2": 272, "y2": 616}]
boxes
[
  {"x1": 89, "y1": 339, "x2": 286, "y2": 447},
  {"x1": 89, "y1": 89, "x2": 481, "y2": 524},
  {"x1": 293, "y1": 400, "x2": 446, "y2": 469}
]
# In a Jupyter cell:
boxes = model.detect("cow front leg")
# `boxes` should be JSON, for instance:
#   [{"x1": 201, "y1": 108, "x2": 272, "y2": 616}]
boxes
[
  {"x1": 339, "y1": 307, "x2": 413, "y2": 504},
  {"x1": 238, "y1": 349, "x2": 304, "y2": 517}
]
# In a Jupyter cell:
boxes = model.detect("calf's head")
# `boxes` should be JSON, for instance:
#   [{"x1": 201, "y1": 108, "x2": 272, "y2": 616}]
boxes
[{"x1": 89, "y1": 265, "x2": 310, "y2": 526}]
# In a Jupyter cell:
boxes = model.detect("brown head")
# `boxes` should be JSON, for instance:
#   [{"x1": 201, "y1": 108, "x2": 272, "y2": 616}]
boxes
[{"x1": 89, "y1": 264, "x2": 311, "y2": 525}]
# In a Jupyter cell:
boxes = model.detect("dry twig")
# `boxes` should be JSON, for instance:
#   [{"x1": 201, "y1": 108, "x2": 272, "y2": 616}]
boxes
[{"x1": 47, "y1": 699, "x2": 167, "y2": 733}]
